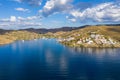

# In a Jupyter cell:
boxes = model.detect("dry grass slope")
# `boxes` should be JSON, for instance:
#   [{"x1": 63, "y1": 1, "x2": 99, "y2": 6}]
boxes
[
  {"x1": 55, "y1": 26, "x2": 120, "y2": 47},
  {"x1": 0, "y1": 26, "x2": 120, "y2": 47}
]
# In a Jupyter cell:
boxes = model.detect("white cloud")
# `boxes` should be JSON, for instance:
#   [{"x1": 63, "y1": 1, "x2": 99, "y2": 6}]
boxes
[
  {"x1": 10, "y1": 16, "x2": 17, "y2": 22},
  {"x1": 17, "y1": 16, "x2": 40, "y2": 21},
  {"x1": 0, "y1": 18, "x2": 10, "y2": 22},
  {"x1": 40, "y1": 0, "x2": 73, "y2": 17},
  {"x1": 0, "y1": 16, "x2": 42, "y2": 29},
  {"x1": 13, "y1": 0, "x2": 42, "y2": 6},
  {"x1": 69, "y1": 2, "x2": 120, "y2": 23},
  {"x1": 68, "y1": 18, "x2": 76, "y2": 22},
  {"x1": 20, "y1": 22, "x2": 42, "y2": 26},
  {"x1": 15, "y1": 7, "x2": 30, "y2": 12},
  {"x1": 0, "y1": 16, "x2": 34, "y2": 22},
  {"x1": 0, "y1": 23, "x2": 10, "y2": 26},
  {"x1": 17, "y1": 17, "x2": 26, "y2": 21},
  {"x1": 66, "y1": 16, "x2": 76, "y2": 22},
  {"x1": 40, "y1": 1, "x2": 120, "y2": 23},
  {"x1": 13, "y1": 0, "x2": 21, "y2": 3},
  {"x1": 26, "y1": 16, "x2": 38, "y2": 20}
]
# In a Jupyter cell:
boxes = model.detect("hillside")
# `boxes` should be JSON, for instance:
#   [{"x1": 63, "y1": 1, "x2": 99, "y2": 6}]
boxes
[
  {"x1": 0, "y1": 25, "x2": 120, "y2": 47},
  {"x1": 5, "y1": 31, "x2": 42, "y2": 40},
  {"x1": 0, "y1": 31, "x2": 42, "y2": 45},
  {"x1": 55, "y1": 26, "x2": 120, "y2": 47},
  {"x1": 0, "y1": 35, "x2": 16, "y2": 45}
]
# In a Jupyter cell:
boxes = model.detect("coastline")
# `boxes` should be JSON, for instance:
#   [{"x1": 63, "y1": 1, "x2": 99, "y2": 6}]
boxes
[
  {"x1": 0, "y1": 38, "x2": 120, "y2": 48},
  {"x1": 0, "y1": 26, "x2": 120, "y2": 48}
]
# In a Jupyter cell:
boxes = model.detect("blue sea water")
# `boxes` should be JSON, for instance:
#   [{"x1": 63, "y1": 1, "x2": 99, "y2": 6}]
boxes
[{"x1": 0, "y1": 39, "x2": 120, "y2": 80}]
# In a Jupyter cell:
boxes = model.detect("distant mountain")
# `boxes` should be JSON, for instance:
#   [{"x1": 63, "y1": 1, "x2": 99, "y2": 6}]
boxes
[
  {"x1": 0, "y1": 24, "x2": 119, "y2": 34},
  {"x1": 0, "y1": 29, "x2": 11, "y2": 34},
  {"x1": 96, "y1": 24, "x2": 120, "y2": 26},
  {"x1": 0, "y1": 24, "x2": 120, "y2": 47},
  {"x1": 20, "y1": 25, "x2": 88, "y2": 34},
  {"x1": 0, "y1": 27, "x2": 85, "y2": 34}
]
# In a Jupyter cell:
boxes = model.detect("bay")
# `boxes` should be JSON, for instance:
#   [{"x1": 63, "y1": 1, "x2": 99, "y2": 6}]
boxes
[{"x1": 0, "y1": 39, "x2": 120, "y2": 80}]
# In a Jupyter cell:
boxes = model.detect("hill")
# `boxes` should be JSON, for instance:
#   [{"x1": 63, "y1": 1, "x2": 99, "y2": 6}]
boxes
[
  {"x1": 55, "y1": 26, "x2": 120, "y2": 47},
  {"x1": 0, "y1": 31, "x2": 42, "y2": 45},
  {"x1": 0, "y1": 25, "x2": 120, "y2": 47}
]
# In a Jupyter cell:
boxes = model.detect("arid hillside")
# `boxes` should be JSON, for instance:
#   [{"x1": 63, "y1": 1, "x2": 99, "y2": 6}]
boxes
[
  {"x1": 55, "y1": 26, "x2": 120, "y2": 47},
  {"x1": 0, "y1": 25, "x2": 120, "y2": 47}
]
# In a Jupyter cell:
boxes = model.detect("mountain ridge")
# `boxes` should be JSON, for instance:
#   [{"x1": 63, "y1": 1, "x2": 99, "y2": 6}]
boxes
[
  {"x1": 0, "y1": 24, "x2": 120, "y2": 34},
  {"x1": 0, "y1": 24, "x2": 120, "y2": 47}
]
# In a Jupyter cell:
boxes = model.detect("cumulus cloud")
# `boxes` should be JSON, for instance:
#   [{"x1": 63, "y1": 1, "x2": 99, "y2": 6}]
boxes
[
  {"x1": 40, "y1": 0, "x2": 73, "y2": 17},
  {"x1": 0, "y1": 18, "x2": 10, "y2": 22},
  {"x1": 66, "y1": 16, "x2": 76, "y2": 22},
  {"x1": 11, "y1": 0, "x2": 120, "y2": 25},
  {"x1": 0, "y1": 16, "x2": 42, "y2": 29},
  {"x1": 39, "y1": 0, "x2": 120, "y2": 23},
  {"x1": 13, "y1": 0, "x2": 42, "y2": 6},
  {"x1": 15, "y1": 7, "x2": 30, "y2": 12},
  {"x1": 17, "y1": 16, "x2": 40, "y2": 21},
  {"x1": 10, "y1": 16, "x2": 17, "y2": 22},
  {"x1": 0, "y1": 23, "x2": 10, "y2": 27},
  {"x1": 0, "y1": 16, "x2": 17, "y2": 22},
  {"x1": 0, "y1": 16, "x2": 40, "y2": 22},
  {"x1": 68, "y1": 2, "x2": 120, "y2": 23}
]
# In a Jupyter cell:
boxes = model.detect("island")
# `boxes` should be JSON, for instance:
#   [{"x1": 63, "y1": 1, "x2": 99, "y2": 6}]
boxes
[{"x1": 0, "y1": 25, "x2": 120, "y2": 47}]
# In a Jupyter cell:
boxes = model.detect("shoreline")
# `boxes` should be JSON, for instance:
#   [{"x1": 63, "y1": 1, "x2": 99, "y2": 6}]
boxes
[
  {"x1": 1, "y1": 38, "x2": 120, "y2": 48},
  {"x1": 0, "y1": 26, "x2": 120, "y2": 48}
]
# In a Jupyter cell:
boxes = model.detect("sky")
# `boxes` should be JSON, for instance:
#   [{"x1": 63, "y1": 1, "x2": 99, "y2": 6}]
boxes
[{"x1": 0, "y1": 0, "x2": 120, "y2": 29}]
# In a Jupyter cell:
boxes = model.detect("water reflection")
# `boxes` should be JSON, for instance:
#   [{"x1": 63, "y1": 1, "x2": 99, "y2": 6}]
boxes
[
  {"x1": 68, "y1": 47, "x2": 120, "y2": 63},
  {"x1": 0, "y1": 39, "x2": 120, "y2": 80},
  {"x1": 68, "y1": 47, "x2": 119, "y2": 55}
]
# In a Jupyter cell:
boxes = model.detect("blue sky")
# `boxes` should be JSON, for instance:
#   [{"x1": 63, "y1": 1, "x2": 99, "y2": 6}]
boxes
[{"x1": 0, "y1": 0, "x2": 119, "y2": 29}]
